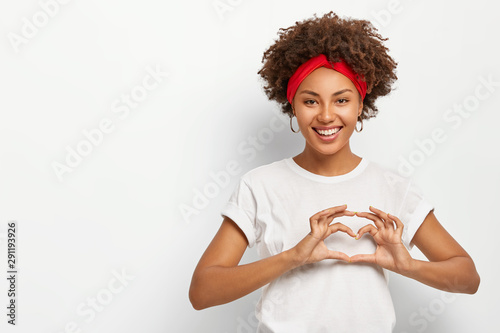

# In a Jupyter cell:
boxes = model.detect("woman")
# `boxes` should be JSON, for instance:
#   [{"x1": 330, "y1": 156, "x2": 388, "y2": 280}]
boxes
[{"x1": 189, "y1": 12, "x2": 479, "y2": 332}]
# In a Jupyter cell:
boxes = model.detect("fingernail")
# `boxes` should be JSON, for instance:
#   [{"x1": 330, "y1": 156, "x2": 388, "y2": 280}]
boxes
[
  {"x1": 354, "y1": 211, "x2": 358, "y2": 215},
  {"x1": 355, "y1": 234, "x2": 359, "y2": 240}
]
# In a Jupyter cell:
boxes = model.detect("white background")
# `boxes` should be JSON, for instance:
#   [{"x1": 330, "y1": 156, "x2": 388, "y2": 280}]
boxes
[{"x1": 0, "y1": 0, "x2": 499, "y2": 332}]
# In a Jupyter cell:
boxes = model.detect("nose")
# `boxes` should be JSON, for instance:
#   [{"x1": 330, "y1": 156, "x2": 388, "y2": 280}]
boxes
[{"x1": 316, "y1": 103, "x2": 336, "y2": 123}]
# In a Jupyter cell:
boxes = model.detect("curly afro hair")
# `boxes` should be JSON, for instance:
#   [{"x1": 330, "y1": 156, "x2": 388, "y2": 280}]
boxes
[{"x1": 257, "y1": 11, "x2": 397, "y2": 120}]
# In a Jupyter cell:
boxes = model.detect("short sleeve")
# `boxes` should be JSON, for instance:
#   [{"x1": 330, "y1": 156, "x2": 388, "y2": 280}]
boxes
[
  {"x1": 398, "y1": 179, "x2": 434, "y2": 251},
  {"x1": 220, "y1": 178, "x2": 258, "y2": 248}
]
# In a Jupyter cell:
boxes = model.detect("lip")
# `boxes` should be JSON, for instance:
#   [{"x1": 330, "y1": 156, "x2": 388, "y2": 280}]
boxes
[
  {"x1": 313, "y1": 125, "x2": 343, "y2": 130},
  {"x1": 313, "y1": 126, "x2": 342, "y2": 142}
]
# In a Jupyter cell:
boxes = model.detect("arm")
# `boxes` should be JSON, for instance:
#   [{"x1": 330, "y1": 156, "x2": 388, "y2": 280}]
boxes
[
  {"x1": 189, "y1": 206, "x2": 356, "y2": 310},
  {"x1": 405, "y1": 210, "x2": 480, "y2": 294},
  {"x1": 188, "y1": 217, "x2": 297, "y2": 310}
]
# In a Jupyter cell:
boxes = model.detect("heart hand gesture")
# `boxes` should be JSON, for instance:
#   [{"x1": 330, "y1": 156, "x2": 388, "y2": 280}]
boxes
[
  {"x1": 350, "y1": 206, "x2": 414, "y2": 274},
  {"x1": 291, "y1": 204, "x2": 357, "y2": 266}
]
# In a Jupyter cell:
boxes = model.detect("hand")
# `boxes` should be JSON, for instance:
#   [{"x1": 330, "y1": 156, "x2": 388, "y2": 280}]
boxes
[
  {"x1": 349, "y1": 206, "x2": 414, "y2": 274},
  {"x1": 291, "y1": 204, "x2": 357, "y2": 266}
]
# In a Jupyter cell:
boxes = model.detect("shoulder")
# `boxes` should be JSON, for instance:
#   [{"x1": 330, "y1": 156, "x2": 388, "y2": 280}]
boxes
[
  {"x1": 239, "y1": 158, "x2": 291, "y2": 186},
  {"x1": 363, "y1": 159, "x2": 414, "y2": 191}
]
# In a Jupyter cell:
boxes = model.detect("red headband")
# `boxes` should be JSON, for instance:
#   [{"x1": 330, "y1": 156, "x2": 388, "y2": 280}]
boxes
[{"x1": 286, "y1": 54, "x2": 367, "y2": 104}]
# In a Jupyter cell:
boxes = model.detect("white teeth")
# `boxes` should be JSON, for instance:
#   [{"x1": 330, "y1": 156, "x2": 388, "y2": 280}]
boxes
[{"x1": 316, "y1": 128, "x2": 341, "y2": 136}]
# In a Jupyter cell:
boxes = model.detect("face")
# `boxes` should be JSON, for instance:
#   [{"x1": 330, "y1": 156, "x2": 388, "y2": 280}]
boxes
[{"x1": 292, "y1": 67, "x2": 363, "y2": 157}]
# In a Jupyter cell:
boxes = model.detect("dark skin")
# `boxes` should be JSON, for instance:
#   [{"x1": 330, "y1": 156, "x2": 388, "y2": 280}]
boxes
[{"x1": 189, "y1": 67, "x2": 480, "y2": 310}]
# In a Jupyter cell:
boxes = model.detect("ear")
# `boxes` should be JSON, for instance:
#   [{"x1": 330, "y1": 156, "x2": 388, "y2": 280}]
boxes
[{"x1": 357, "y1": 99, "x2": 364, "y2": 117}]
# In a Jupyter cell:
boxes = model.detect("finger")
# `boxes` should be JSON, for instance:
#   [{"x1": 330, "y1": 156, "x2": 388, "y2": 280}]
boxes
[
  {"x1": 369, "y1": 206, "x2": 392, "y2": 227},
  {"x1": 314, "y1": 206, "x2": 355, "y2": 228},
  {"x1": 309, "y1": 205, "x2": 347, "y2": 221},
  {"x1": 309, "y1": 216, "x2": 319, "y2": 231},
  {"x1": 387, "y1": 213, "x2": 404, "y2": 234},
  {"x1": 384, "y1": 215, "x2": 397, "y2": 231},
  {"x1": 355, "y1": 224, "x2": 378, "y2": 240},
  {"x1": 355, "y1": 211, "x2": 385, "y2": 229},
  {"x1": 319, "y1": 210, "x2": 356, "y2": 229},
  {"x1": 311, "y1": 204, "x2": 348, "y2": 221},
  {"x1": 329, "y1": 210, "x2": 356, "y2": 219},
  {"x1": 328, "y1": 222, "x2": 357, "y2": 238},
  {"x1": 311, "y1": 213, "x2": 340, "y2": 237},
  {"x1": 349, "y1": 253, "x2": 376, "y2": 264},
  {"x1": 317, "y1": 212, "x2": 335, "y2": 229},
  {"x1": 325, "y1": 250, "x2": 351, "y2": 262}
]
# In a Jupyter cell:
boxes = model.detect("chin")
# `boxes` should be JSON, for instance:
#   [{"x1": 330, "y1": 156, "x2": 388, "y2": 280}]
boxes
[{"x1": 308, "y1": 143, "x2": 347, "y2": 156}]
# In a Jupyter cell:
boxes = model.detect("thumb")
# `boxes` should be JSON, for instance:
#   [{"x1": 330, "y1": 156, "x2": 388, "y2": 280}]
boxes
[
  {"x1": 349, "y1": 253, "x2": 376, "y2": 264},
  {"x1": 325, "y1": 250, "x2": 351, "y2": 262}
]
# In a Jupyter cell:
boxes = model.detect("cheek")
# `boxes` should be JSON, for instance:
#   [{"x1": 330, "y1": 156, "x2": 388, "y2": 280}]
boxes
[
  {"x1": 348, "y1": 113, "x2": 359, "y2": 124},
  {"x1": 334, "y1": 109, "x2": 359, "y2": 125},
  {"x1": 295, "y1": 112, "x2": 314, "y2": 126}
]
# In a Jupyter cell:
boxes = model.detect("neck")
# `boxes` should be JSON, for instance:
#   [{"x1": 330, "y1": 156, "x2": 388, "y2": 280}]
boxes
[{"x1": 293, "y1": 142, "x2": 361, "y2": 177}]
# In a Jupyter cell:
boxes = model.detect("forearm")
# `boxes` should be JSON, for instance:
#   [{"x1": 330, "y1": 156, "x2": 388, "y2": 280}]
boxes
[
  {"x1": 402, "y1": 256, "x2": 480, "y2": 294},
  {"x1": 190, "y1": 249, "x2": 299, "y2": 310}
]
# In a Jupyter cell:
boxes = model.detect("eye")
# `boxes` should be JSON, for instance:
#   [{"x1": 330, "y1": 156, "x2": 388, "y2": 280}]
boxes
[
  {"x1": 337, "y1": 98, "x2": 349, "y2": 104},
  {"x1": 304, "y1": 99, "x2": 317, "y2": 105}
]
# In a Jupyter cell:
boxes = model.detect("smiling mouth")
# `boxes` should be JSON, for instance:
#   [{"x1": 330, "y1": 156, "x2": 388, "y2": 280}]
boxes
[{"x1": 313, "y1": 127, "x2": 342, "y2": 136}]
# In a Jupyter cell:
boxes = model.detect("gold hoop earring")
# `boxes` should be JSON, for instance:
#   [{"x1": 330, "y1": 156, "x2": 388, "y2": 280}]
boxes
[
  {"x1": 290, "y1": 116, "x2": 300, "y2": 133},
  {"x1": 355, "y1": 115, "x2": 363, "y2": 133}
]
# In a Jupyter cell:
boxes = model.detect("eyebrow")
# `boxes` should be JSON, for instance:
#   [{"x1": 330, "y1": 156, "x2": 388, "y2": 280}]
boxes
[{"x1": 299, "y1": 88, "x2": 353, "y2": 97}]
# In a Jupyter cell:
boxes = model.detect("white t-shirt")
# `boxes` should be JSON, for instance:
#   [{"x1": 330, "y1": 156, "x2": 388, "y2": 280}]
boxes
[{"x1": 221, "y1": 157, "x2": 434, "y2": 333}]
